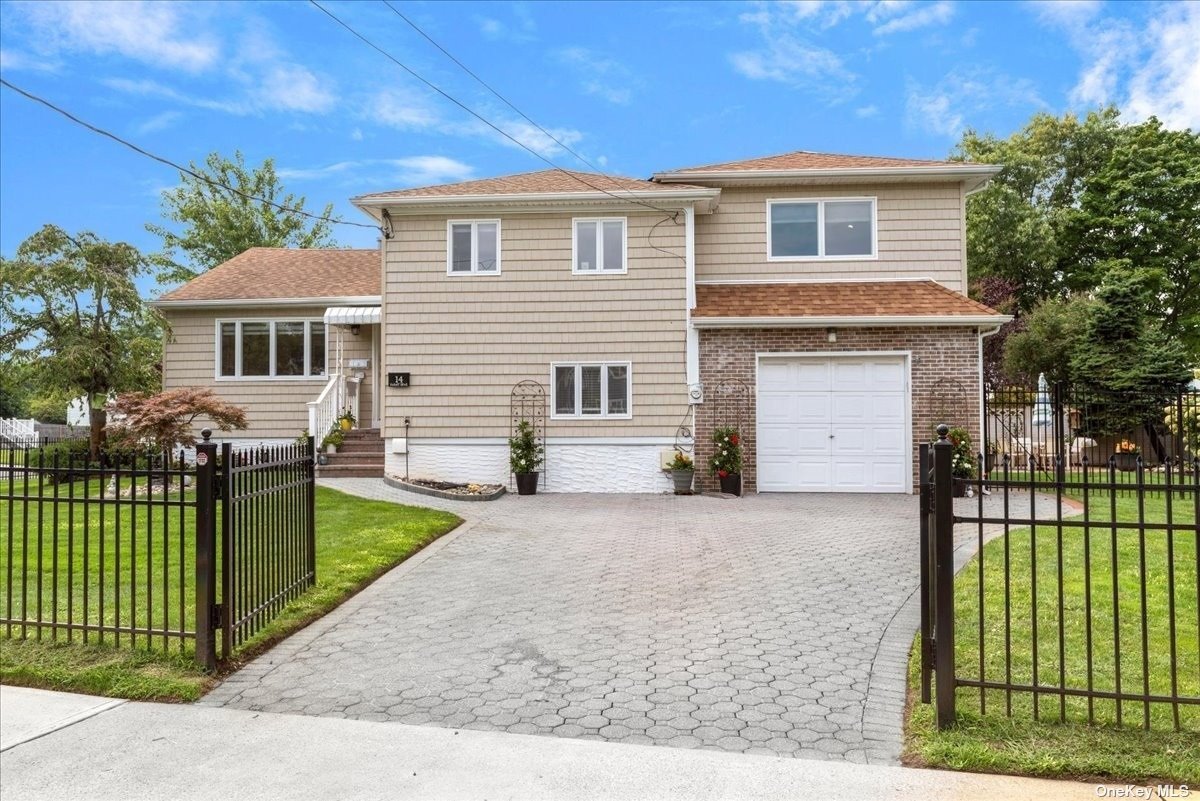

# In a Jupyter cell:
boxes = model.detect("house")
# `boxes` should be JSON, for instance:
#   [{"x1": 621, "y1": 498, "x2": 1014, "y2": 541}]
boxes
[{"x1": 154, "y1": 150, "x2": 1010, "y2": 493}]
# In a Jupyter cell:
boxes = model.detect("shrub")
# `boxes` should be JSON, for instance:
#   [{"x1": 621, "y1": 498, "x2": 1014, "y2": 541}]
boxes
[
  {"x1": 108, "y1": 388, "x2": 248, "y2": 452},
  {"x1": 710, "y1": 426, "x2": 743, "y2": 478},
  {"x1": 508, "y1": 419, "x2": 543, "y2": 475},
  {"x1": 667, "y1": 451, "x2": 694, "y2": 471}
]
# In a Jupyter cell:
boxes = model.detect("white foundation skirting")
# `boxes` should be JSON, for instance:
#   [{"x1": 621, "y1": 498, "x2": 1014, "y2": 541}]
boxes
[{"x1": 386, "y1": 440, "x2": 676, "y2": 493}]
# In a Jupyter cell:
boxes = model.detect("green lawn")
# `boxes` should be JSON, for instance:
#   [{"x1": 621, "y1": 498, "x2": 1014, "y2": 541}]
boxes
[
  {"x1": 1, "y1": 483, "x2": 460, "y2": 701},
  {"x1": 906, "y1": 490, "x2": 1200, "y2": 783}
]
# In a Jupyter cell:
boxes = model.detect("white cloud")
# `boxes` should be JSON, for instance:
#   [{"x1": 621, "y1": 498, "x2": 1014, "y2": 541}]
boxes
[
  {"x1": 277, "y1": 156, "x2": 474, "y2": 188},
  {"x1": 855, "y1": 104, "x2": 880, "y2": 118},
  {"x1": 350, "y1": 128, "x2": 364, "y2": 142},
  {"x1": 0, "y1": 47, "x2": 60, "y2": 72},
  {"x1": 135, "y1": 110, "x2": 183, "y2": 135},
  {"x1": 17, "y1": 1, "x2": 219, "y2": 72},
  {"x1": 1123, "y1": 3, "x2": 1200, "y2": 130},
  {"x1": 103, "y1": 77, "x2": 247, "y2": 115},
  {"x1": 368, "y1": 88, "x2": 442, "y2": 130},
  {"x1": 255, "y1": 64, "x2": 335, "y2": 114},
  {"x1": 865, "y1": 1, "x2": 913, "y2": 24},
  {"x1": 729, "y1": 31, "x2": 855, "y2": 95},
  {"x1": 1033, "y1": 0, "x2": 1200, "y2": 129},
  {"x1": 474, "y1": 117, "x2": 584, "y2": 159},
  {"x1": 906, "y1": 68, "x2": 1045, "y2": 137},
  {"x1": 556, "y1": 47, "x2": 637, "y2": 105},
  {"x1": 474, "y1": 3, "x2": 537, "y2": 43},
  {"x1": 872, "y1": 1, "x2": 954, "y2": 35}
]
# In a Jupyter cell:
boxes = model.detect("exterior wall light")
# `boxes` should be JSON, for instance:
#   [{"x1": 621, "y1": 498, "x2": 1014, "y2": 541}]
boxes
[{"x1": 826, "y1": 328, "x2": 837, "y2": 343}]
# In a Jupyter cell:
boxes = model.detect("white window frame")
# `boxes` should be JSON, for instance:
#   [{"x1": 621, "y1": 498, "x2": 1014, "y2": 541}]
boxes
[
  {"x1": 572, "y1": 217, "x2": 628, "y2": 275},
  {"x1": 549, "y1": 361, "x2": 633, "y2": 420},
  {"x1": 766, "y1": 197, "x2": 878, "y2": 262},
  {"x1": 214, "y1": 319, "x2": 328, "y2": 381},
  {"x1": 446, "y1": 219, "x2": 502, "y2": 276}
]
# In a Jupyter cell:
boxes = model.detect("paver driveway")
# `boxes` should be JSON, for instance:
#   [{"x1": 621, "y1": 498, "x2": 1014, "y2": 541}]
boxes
[{"x1": 204, "y1": 481, "x2": 981, "y2": 763}]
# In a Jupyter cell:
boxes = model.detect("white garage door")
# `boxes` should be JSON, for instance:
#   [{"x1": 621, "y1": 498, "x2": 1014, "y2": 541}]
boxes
[{"x1": 757, "y1": 355, "x2": 909, "y2": 493}]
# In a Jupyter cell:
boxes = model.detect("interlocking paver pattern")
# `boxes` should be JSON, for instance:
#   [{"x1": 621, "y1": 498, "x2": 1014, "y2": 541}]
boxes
[{"x1": 203, "y1": 481, "x2": 1041, "y2": 763}]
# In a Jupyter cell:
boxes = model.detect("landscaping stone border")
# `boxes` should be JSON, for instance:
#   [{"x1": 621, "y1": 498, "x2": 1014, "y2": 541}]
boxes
[{"x1": 384, "y1": 475, "x2": 506, "y2": 502}]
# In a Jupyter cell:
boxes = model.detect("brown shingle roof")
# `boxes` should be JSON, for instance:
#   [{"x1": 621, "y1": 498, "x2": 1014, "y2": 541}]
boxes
[
  {"x1": 356, "y1": 169, "x2": 708, "y2": 200},
  {"x1": 157, "y1": 248, "x2": 378, "y2": 302},
  {"x1": 660, "y1": 150, "x2": 974, "y2": 174},
  {"x1": 692, "y1": 281, "x2": 1004, "y2": 320}
]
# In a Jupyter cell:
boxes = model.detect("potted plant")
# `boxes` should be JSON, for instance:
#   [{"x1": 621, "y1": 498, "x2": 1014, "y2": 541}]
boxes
[
  {"x1": 945, "y1": 426, "x2": 976, "y2": 496},
  {"x1": 509, "y1": 419, "x2": 544, "y2": 495},
  {"x1": 667, "y1": 451, "x2": 694, "y2": 494},
  {"x1": 338, "y1": 409, "x2": 356, "y2": 432},
  {"x1": 1112, "y1": 439, "x2": 1140, "y2": 472},
  {"x1": 321, "y1": 427, "x2": 344, "y2": 454},
  {"x1": 710, "y1": 426, "x2": 743, "y2": 496}
]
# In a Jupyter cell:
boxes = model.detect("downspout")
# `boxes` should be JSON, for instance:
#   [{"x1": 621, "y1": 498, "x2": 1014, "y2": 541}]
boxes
[
  {"x1": 978, "y1": 324, "x2": 1003, "y2": 469},
  {"x1": 684, "y1": 204, "x2": 699, "y2": 445}
]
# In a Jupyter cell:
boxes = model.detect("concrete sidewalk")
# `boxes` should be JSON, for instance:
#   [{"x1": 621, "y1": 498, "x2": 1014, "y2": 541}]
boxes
[{"x1": 2, "y1": 686, "x2": 1111, "y2": 801}]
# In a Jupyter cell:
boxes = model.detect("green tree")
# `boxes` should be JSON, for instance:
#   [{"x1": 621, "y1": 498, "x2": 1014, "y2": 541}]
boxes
[
  {"x1": 1062, "y1": 118, "x2": 1200, "y2": 357},
  {"x1": 954, "y1": 107, "x2": 1123, "y2": 310},
  {"x1": 147, "y1": 150, "x2": 339, "y2": 284},
  {"x1": 1002, "y1": 293, "x2": 1095, "y2": 387},
  {"x1": 0, "y1": 225, "x2": 163, "y2": 457},
  {"x1": 1068, "y1": 268, "x2": 1192, "y2": 457}
]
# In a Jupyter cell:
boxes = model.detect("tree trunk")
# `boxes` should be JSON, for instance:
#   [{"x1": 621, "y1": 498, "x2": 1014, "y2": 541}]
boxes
[
  {"x1": 89, "y1": 402, "x2": 107, "y2": 462},
  {"x1": 1143, "y1": 421, "x2": 1167, "y2": 465}
]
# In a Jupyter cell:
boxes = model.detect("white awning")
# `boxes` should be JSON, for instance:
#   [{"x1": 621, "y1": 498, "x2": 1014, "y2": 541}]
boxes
[{"x1": 323, "y1": 306, "x2": 380, "y2": 326}]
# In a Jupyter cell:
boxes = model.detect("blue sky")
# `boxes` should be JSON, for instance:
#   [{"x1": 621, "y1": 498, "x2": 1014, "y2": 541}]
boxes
[{"x1": 1, "y1": 0, "x2": 1197, "y2": 293}]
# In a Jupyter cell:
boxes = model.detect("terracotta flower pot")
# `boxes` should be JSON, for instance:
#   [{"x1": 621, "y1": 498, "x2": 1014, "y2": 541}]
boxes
[
  {"x1": 719, "y1": 473, "x2": 742, "y2": 496},
  {"x1": 515, "y1": 472, "x2": 539, "y2": 495}
]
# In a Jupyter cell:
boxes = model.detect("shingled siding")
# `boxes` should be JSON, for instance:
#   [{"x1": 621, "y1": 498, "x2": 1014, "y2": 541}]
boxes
[
  {"x1": 694, "y1": 327, "x2": 982, "y2": 494},
  {"x1": 380, "y1": 210, "x2": 690, "y2": 440},
  {"x1": 161, "y1": 306, "x2": 374, "y2": 440},
  {"x1": 693, "y1": 183, "x2": 966, "y2": 290}
]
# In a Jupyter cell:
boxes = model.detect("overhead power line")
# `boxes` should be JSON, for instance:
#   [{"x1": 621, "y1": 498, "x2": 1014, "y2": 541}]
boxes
[
  {"x1": 308, "y1": 0, "x2": 679, "y2": 218},
  {"x1": 0, "y1": 77, "x2": 379, "y2": 233},
  {"x1": 381, "y1": 0, "x2": 608, "y2": 178}
]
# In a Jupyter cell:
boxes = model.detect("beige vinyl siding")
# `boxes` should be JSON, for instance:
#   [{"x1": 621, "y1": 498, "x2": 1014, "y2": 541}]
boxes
[
  {"x1": 161, "y1": 306, "x2": 374, "y2": 439},
  {"x1": 381, "y1": 210, "x2": 688, "y2": 439},
  {"x1": 694, "y1": 183, "x2": 965, "y2": 290}
]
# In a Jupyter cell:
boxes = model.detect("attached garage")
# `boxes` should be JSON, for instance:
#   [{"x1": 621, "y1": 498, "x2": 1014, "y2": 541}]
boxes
[{"x1": 756, "y1": 354, "x2": 909, "y2": 493}]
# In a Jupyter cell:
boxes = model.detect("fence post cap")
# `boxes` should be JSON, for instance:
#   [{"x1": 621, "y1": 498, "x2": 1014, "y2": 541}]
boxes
[
  {"x1": 201, "y1": 428, "x2": 213, "y2": 442},
  {"x1": 936, "y1": 423, "x2": 950, "y2": 440}
]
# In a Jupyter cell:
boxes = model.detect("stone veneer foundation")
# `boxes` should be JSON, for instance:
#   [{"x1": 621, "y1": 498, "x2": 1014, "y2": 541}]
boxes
[{"x1": 695, "y1": 326, "x2": 984, "y2": 494}]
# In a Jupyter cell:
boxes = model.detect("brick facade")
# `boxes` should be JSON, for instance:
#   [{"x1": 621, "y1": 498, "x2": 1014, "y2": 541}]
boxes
[{"x1": 695, "y1": 326, "x2": 982, "y2": 493}]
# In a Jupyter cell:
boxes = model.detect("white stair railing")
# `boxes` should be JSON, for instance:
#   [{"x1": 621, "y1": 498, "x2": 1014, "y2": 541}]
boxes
[
  {"x1": 307, "y1": 373, "x2": 344, "y2": 450},
  {"x1": 0, "y1": 418, "x2": 38, "y2": 447}
]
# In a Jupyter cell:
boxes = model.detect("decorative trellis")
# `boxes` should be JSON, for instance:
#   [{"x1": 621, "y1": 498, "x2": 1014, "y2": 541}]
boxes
[
  {"x1": 713, "y1": 378, "x2": 752, "y2": 440},
  {"x1": 509, "y1": 380, "x2": 547, "y2": 490}
]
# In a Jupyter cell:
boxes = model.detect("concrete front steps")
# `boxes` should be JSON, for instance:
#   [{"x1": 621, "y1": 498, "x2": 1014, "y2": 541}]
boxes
[{"x1": 319, "y1": 428, "x2": 384, "y2": 478}]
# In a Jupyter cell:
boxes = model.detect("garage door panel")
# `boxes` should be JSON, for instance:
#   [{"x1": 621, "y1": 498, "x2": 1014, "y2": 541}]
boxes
[{"x1": 757, "y1": 354, "x2": 910, "y2": 494}]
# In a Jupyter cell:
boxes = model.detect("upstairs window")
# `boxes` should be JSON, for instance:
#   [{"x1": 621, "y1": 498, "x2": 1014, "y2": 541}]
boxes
[
  {"x1": 573, "y1": 218, "x2": 626, "y2": 274},
  {"x1": 447, "y1": 220, "x2": 501, "y2": 275},
  {"x1": 217, "y1": 320, "x2": 325, "y2": 379},
  {"x1": 768, "y1": 198, "x2": 876, "y2": 260},
  {"x1": 552, "y1": 362, "x2": 631, "y2": 418}
]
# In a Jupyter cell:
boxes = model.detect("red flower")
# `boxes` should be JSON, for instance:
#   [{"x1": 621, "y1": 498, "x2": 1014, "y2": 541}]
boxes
[
  {"x1": 717, "y1": 469, "x2": 729, "y2": 478},
  {"x1": 729, "y1": 434, "x2": 739, "y2": 446}
]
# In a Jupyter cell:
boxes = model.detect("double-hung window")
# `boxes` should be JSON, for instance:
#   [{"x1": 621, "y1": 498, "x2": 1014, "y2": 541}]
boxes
[
  {"x1": 573, "y1": 218, "x2": 626, "y2": 274},
  {"x1": 447, "y1": 220, "x2": 501, "y2": 275},
  {"x1": 552, "y1": 362, "x2": 631, "y2": 418},
  {"x1": 217, "y1": 320, "x2": 326, "y2": 379},
  {"x1": 768, "y1": 198, "x2": 876, "y2": 259}
]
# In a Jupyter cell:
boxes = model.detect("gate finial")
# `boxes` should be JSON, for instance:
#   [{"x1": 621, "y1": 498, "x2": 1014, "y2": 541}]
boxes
[
  {"x1": 201, "y1": 428, "x2": 213, "y2": 442},
  {"x1": 936, "y1": 423, "x2": 949, "y2": 440}
]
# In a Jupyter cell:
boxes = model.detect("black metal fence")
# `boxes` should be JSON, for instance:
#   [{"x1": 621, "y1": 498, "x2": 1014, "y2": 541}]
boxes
[
  {"x1": 983, "y1": 383, "x2": 1199, "y2": 494},
  {"x1": 1, "y1": 431, "x2": 316, "y2": 669},
  {"x1": 920, "y1": 427, "x2": 1199, "y2": 732},
  {"x1": 1, "y1": 445, "x2": 197, "y2": 650}
]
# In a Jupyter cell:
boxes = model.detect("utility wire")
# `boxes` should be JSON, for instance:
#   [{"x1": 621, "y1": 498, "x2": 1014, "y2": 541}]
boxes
[
  {"x1": 0, "y1": 77, "x2": 379, "y2": 233},
  {"x1": 308, "y1": 0, "x2": 678, "y2": 218},
  {"x1": 382, "y1": 0, "x2": 607, "y2": 178}
]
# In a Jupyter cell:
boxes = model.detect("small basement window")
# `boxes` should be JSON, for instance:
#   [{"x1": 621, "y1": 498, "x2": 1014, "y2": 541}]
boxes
[
  {"x1": 217, "y1": 320, "x2": 326, "y2": 379},
  {"x1": 768, "y1": 198, "x2": 876, "y2": 260},
  {"x1": 447, "y1": 220, "x2": 501, "y2": 275},
  {"x1": 573, "y1": 218, "x2": 626, "y2": 274},
  {"x1": 552, "y1": 362, "x2": 631, "y2": 418}
]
